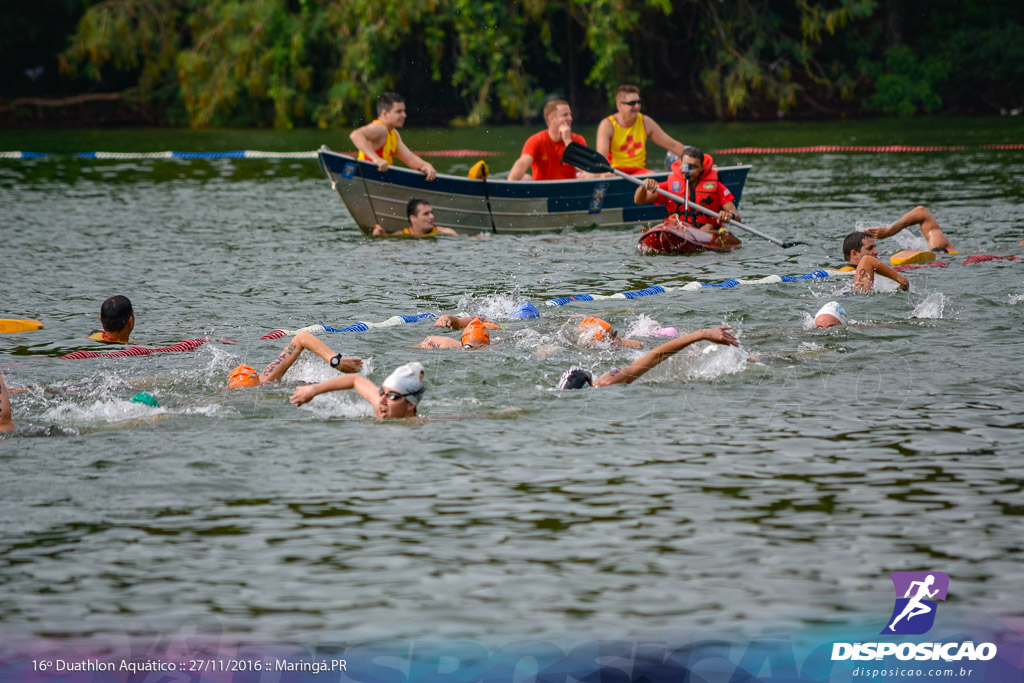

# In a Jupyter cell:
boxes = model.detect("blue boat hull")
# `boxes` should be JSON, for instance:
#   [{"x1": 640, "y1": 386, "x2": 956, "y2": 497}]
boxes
[{"x1": 318, "y1": 148, "x2": 751, "y2": 235}]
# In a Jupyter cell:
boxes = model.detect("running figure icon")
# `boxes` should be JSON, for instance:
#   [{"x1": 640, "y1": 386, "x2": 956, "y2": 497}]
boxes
[
  {"x1": 882, "y1": 571, "x2": 949, "y2": 635},
  {"x1": 888, "y1": 575, "x2": 939, "y2": 631}
]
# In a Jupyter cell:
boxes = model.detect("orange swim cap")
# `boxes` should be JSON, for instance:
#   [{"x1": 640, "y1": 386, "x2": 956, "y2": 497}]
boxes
[
  {"x1": 227, "y1": 364, "x2": 260, "y2": 388},
  {"x1": 461, "y1": 317, "x2": 491, "y2": 347},
  {"x1": 579, "y1": 317, "x2": 615, "y2": 341}
]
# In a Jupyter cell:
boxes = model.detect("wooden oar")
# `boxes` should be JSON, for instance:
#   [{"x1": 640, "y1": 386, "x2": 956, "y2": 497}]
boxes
[{"x1": 562, "y1": 142, "x2": 808, "y2": 249}]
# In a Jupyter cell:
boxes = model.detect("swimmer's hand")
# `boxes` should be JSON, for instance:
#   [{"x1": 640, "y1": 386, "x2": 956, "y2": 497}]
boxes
[
  {"x1": 864, "y1": 225, "x2": 895, "y2": 239},
  {"x1": 702, "y1": 327, "x2": 739, "y2": 347},
  {"x1": 289, "y1": 385, "x2": 319, "y2": 406},
  {"x1": 372, "y1": 224, "x2": 385, "y2": 237},
  {"x1": 336, "y1": 357, "x2": 363, "y2": 373},
  {"x1": 897, "y1": 275, "x2": 910, "y2": 291},
  {"x1": 434, "y1": 315, "x2": 456, "y2": 328}
]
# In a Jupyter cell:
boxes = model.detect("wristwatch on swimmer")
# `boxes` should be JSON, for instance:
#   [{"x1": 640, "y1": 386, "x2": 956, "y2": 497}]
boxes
[{"x1": 330, "y1": 353, "x2": 343, "y2": 368}]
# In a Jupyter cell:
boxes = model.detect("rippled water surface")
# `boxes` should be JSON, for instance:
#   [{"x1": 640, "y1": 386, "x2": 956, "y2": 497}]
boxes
[{"x1": 2, "y1": 120, "x2": 1023, "y2": 648}]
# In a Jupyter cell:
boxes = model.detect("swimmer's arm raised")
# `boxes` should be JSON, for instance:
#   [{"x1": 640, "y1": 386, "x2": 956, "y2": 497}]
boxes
[
  {"x1": 433, "y1": 315, "x2": 478, "y2": 329},
  {"x1": 290, "y1": 375, "x2": 378, "y2": 406},
  {"x1": 595, "y1": 327, "x2": 738, "y2": 386}
]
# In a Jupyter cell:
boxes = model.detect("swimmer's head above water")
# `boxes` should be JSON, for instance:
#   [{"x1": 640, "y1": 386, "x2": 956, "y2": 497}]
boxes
[
  {"x1": 227, "y1": 364, "x2": 260, "y2": 388},
  {"x1": 558, "y1": 367, "x2": 594, "y2": 390},
  {"x1": 814, "y1": 301, "x2": 848, "y2": 329},
  {"x1": 461, "y1": 318, "x2": 491, "y2": 349},
  {"x1": 378, "y1": 361, "x2": 425, "y2": 418}
]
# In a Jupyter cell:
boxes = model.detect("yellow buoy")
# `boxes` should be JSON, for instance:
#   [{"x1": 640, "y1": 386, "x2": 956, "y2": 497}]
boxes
[{"x1": 0, "y1": 318, "x2": 44, "y2": 333}]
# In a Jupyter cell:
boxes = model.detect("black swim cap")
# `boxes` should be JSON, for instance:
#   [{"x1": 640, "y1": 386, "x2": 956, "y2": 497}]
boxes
[{"x1": 558, "y1": 367, "x2": 593, "y2": 390}]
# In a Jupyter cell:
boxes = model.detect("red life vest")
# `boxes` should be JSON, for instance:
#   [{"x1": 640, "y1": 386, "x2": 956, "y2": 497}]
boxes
[{"x1": 657, "y1": 154, "x2": 732, "y2": 227}]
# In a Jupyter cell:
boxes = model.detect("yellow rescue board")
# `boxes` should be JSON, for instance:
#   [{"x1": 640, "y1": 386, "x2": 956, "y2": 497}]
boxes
[
  {"x1": 0, "y1": 318, "x2": 44, "y2": 333},
  {"x1": 890, "y1": 250, "x2": 936, "y2": 266}
]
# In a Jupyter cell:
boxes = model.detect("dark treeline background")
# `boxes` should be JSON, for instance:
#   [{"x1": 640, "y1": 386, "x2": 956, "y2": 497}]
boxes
[{"x1": 2, "y1": 0, "x2": 1022, "y2": 127}]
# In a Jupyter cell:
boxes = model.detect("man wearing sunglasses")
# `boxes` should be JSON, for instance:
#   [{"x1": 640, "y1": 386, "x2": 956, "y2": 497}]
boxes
[
  {"x1": 289, "y1": 361, "x2": 425, "y2": 420},
  {"x1": 596, "y1": 85, "x2": 686, "y2": 175},
  {"x1": 633, "y1": 145, "x2": 740, "y2": 232}
]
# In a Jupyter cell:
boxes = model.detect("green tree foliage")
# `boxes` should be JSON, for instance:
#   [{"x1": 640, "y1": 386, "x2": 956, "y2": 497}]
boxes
[
  {"x1": 59, "y1": 0, "x2": 182, "y2": 102},
  {"x1": 863, "y1": 45, "x2": 949, "y2": 116},
  {"x1": 52, "y1": 0, "x2": 1023, "y2": 126}
]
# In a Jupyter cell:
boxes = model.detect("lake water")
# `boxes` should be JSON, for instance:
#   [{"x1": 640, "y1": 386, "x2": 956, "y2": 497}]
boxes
[{"x1": 1, "y1": 119, "x2": 1023, "y2": 673}]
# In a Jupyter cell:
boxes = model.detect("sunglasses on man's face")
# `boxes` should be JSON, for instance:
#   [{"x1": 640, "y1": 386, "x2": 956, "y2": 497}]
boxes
[
  {"x1": 620, "y1": 99, "x2": 642, "y2": 107},
  {"x1": 379, "y1": 388, "x2": 408, "y2": 401}
]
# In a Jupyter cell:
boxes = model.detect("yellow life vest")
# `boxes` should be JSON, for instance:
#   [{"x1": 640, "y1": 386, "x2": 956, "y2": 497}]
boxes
[
  {"x1": 403, "y1": 226, "x2": 437, "y2": 237},
  {"x1": 88, "y1": 330, "x2": 128, "y2": 344},
  {"x1": 607, "y1": 114, "x2": 648, "y2": 170},
  {"x1": 358, "y1": 119, "x2": 398, "y2": 164}
]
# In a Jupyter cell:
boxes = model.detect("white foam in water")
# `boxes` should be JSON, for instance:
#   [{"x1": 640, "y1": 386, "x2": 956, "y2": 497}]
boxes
[
  {"x1": 1010, "y1": 294, "x2": 1024, "y2": 304},
  {"x1": 686, "y1": 344, "x2": 748, "y2": 380},
  {"x1": 297, "y1": 391, "x2": 376, "y2": 420},
  {"x1": 872, "y1": 278, "x2": 899, "y2": 293},
  {"x1": 624, "y1": 313, "x2": 664, "y2": 338},
  {"x1": 455, "y1": 292, "x2": 521, "y2": 320},
  {"x1": 911, "y1": 292, "x2": 945, "y2": 319},
  {"x1": 42, "y1": 399, "x2": 165, "y2": 425}
]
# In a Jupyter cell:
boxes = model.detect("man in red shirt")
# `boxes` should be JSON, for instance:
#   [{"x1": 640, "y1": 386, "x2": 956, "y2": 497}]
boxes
[
  {"x1": 508, "y1": 100, "x2": 587, "y2": 181},
  {"x1": 633, "y1": 146, "x2": 740, "y2": 232}
]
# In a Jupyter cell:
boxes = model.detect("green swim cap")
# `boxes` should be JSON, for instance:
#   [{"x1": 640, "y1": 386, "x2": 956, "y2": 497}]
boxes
[{"x1": 131, "y1": 392, "x2": 159, "y2": 407}]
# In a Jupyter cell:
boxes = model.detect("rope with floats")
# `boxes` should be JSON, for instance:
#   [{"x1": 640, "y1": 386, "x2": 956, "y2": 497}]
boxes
[
  {"x1": 543, "y1": 253, "x2": 1020, "y2": 307},
  {"x1": 260, "y1": 313, "x2": 438, "y2": 340},
  {"x1": 0, "y1": 149, "x2": 503, "y2": 160},
  {"x1": 3, "y1": 145, "x2": 1022, "y2": 160},
  {"x1": 545, "y1": 269, "x2": 832, "y2": 306},
  {"x1": 60, "y1": 338, "x2": 207, "y2": 360}
]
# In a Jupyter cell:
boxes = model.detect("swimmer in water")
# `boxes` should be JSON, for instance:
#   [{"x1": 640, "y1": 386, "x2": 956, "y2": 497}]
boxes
[
  {"x1": 813, "y1": 301, "x2": 848, "y2": 329},
  {"x1": 289, "y1": 361, "x2": 425, "y2": 420},
  {"x1": 575, "y1": 317, "x2": 642, "y2": 349},
  {"x1": 864, "y1": 206, "x2": 957, "y2": 254},
  {"x1": 373, "y1": 199, "x2": 459, "y2": 238},
  {"x1": 1, "y1": 373, "x2": 14, "y2": 432},
  {"x1": 226, "y1": 331, "x2": 363, "y2": 388},
  {"x1": 837, "y1": 232, "x2": 910, "y2": 293},
  {"x1": 87, "y1": 295, "x2": 135, "y2": 343},
  {"x1": 416, "y1": 316, "x2": 500, "y2": 350},
  {"x1": 557, "y1": 326, "x2": 738, "y2": 389}
]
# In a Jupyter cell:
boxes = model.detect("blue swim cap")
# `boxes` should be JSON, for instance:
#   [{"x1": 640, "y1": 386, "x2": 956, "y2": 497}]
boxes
[
  {"x1": 511, "y1": 301, "x2": 540, "y2": 319},
  {"x1": 131, "y1": 392, "x2": 159, "y2": 407}
]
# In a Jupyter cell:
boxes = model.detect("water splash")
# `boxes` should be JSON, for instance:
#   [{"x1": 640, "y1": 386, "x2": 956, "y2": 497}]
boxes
[
  {"x1": 41, "y1": 398, "x2": 165, "y2": 425},
  {"x1": 623, "y1": 313, "x2": 665, "y2": 338},
  {"x1": 911, "y1": 292, "x2": 945, "y2": 319},
  {"x1": 455, "y1": 291, "x2": 526, "y2": 320}
]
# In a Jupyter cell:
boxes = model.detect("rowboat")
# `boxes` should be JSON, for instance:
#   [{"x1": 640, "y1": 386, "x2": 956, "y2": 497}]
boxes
[
  {"x1": 317, "y1": 147, "x2": 751, "y2": 235},
  {"x1": 636, "y1": 215, "x2": 742, "y2": 255}
]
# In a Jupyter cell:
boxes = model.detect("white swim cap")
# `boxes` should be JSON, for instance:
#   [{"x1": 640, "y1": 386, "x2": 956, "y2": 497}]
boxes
[
  {"x1": 383, "y1": 362, "x2": 425, "y2": 404},
  {"x1": 814, "y1": 301, "x2": 848, "y2": 327}
]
